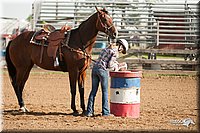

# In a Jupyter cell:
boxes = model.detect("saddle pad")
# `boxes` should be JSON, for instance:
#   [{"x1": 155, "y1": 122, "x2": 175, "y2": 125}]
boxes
[{"x1": 35, "y1": 33, "x2": 48, "y2": 40}]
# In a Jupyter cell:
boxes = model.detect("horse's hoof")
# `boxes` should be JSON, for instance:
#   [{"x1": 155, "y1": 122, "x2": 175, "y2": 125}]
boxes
[
  {"x1": 72, "y1": 111, "x2": 79, "y2": 116},
  {"x1": 81, "y1": 110, "x2": 87, "y2": 116},
  {"x1": 19, "y1": 107, "x2": 29, "y2": 113}
]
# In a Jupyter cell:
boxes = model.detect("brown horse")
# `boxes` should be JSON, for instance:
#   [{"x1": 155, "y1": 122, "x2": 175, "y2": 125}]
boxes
[{"x1": 5, "y1": 7, "x2": 117, "y2": 115}]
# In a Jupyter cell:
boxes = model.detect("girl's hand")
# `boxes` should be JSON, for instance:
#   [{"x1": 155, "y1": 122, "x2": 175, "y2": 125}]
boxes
[{"x1": 118, "y1": 62, "x2": 127, "y2": 71}]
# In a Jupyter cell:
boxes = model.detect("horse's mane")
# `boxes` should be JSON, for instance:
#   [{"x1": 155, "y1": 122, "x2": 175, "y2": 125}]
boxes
[{"x1": 78, "y1": 8, "x2": 109, "y2": 28}]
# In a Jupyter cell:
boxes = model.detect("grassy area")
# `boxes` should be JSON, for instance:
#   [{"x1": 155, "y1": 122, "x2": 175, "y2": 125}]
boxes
[
  {"x1": 91, "y1": 49, "x2": 185, "y2": 60},
  {"x1": 101, "y1": 53, "x2": 185, "y2": 60},
  {"x1": 142, "y1": 70, "x2": 197, "y2": 78},
  {"x1": 157, "y1": 73, "x2": 195, "y2": 77},
  {"x1": 142, "y1": 53, "x2": 184, "y2": 60},
  {"x1": 143, "y1": 73, "x2": 196, "y2": 77}
]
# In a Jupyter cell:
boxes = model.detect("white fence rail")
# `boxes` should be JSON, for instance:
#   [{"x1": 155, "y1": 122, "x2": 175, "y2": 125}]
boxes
[{"x1": 32, "y1": 0, "x2": 198, "y2": 49}]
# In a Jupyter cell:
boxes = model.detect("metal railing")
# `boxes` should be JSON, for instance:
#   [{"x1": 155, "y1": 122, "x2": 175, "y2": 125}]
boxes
[{"x1": 32, "y1": 0, "x2": 198, "y2": 49}]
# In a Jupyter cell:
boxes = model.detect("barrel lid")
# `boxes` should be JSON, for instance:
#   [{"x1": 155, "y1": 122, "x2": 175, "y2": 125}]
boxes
[{"x1": 109, "y1": 70, "x2": 142, "y2": 78}]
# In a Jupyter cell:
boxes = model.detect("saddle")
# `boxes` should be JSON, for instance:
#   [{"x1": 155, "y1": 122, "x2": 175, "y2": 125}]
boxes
[
  {"x1": 34, "y1": 24, "x2": 56, "y2": 40},
  {"x1": 31, "y1": 24, "x2": 71, "y2": 64}
]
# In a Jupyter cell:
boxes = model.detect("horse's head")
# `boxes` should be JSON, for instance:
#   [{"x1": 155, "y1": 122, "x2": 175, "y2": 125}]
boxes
[{"x1": 95, "y1": 6, "x2": 118, "y2": 39}]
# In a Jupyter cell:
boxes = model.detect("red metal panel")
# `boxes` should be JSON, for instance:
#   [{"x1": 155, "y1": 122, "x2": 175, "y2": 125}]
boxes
[{"x1": 155, "y1": 14, "x2": 186, "y2": 49}]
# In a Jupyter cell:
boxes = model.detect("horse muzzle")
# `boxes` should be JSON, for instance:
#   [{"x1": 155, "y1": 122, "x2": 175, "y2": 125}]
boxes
[
  {"x1": 109, "y1": 31, "x2": 118, "y2": 39},
  {"x1": 108, "y1": 27, "x2": 118, "y2": 39}
]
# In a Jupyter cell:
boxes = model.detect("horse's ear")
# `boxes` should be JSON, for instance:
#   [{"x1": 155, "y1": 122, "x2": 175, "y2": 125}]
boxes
[{"x1": 95, "y1": 6, "x2": 100, "y2": 13}]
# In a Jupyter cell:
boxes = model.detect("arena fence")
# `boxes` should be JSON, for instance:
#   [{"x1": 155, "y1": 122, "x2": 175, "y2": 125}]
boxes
[{"x1": 32, "y1": 0, "x2": 198, "y2": 47}]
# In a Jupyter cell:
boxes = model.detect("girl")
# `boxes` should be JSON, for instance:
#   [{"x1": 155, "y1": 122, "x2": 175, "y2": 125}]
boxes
[{"x1": 86, "y1": 39, "x2": 128, "y2": 117}]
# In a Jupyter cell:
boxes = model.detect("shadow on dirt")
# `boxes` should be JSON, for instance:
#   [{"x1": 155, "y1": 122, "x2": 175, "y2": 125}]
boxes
[{"x1": 2, "y1": 109, "x2": 83, "y2": 116}]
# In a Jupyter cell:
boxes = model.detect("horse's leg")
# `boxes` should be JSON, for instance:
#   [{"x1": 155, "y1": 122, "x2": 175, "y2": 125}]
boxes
[
  {"x1": 68, "y1": 71, "x2": 79, "y2": 115},
  {"x1": 12, "y1": 79, "x2": 24, "y2": 110},
  {"x1": 14, "y1": 64, "x2": 33, "y2": 112},
  {"x1": 19, "y1": 64, "x2": 34, "y2": 112},
  {"x1": 78, "y1": 70, "x2": 86, "y2": 114}
]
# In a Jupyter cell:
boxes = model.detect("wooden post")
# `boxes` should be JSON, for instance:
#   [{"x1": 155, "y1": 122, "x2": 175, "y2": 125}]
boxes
[
  {"x1": 31, "y1": 3, "x2": 34, "y2": 30},
  {"x1": 156, "y1": 21, "x2": 159, "y2": 46},
  {"x1": 56, "y1": 0, "x2": 58, "y2": 20}
]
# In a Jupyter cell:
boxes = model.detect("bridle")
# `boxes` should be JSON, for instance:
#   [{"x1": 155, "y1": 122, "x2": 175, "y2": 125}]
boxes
[
  {"x1": 96, "y1": 12, "x2": 114, "y2": 35},
  {"x1": 80, "y1": 12, "x2": 115, "y2": 51}
]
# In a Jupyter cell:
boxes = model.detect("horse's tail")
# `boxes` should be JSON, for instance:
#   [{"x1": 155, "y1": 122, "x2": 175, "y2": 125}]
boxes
[{"x1": 5, "y1": 41, "x2": 16, "y2": 82}]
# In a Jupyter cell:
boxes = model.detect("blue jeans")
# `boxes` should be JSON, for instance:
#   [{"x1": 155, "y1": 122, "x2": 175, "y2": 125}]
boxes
[{"x1": 86, "y1": 66, "x2": 110, "y2": 116}]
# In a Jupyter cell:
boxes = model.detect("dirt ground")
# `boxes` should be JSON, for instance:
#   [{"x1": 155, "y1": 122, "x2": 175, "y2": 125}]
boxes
[{"x1": 1, "y1": 68, "x2": 199, "y2": 132}]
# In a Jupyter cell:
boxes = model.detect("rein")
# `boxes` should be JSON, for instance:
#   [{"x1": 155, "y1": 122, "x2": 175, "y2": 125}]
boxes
[
  {"x1": 62, "y1": 31, "x2": 96, "y2": 63},
  {"x1": 62, "y1": 41, "x2": 96, "y2": 62},
  {"x1": 62, "y1": 39, "x2": 94, "y2": 74}
]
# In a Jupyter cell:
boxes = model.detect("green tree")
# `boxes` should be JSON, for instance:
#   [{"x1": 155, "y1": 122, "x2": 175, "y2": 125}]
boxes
[{"x1": 26, "y1": 14, "x2": 32, "y2": 22}]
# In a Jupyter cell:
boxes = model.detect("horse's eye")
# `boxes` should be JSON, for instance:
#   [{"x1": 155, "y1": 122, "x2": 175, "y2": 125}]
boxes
[{"x1": 103, "y1": 18, "x2": 107, "y2": 22}]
